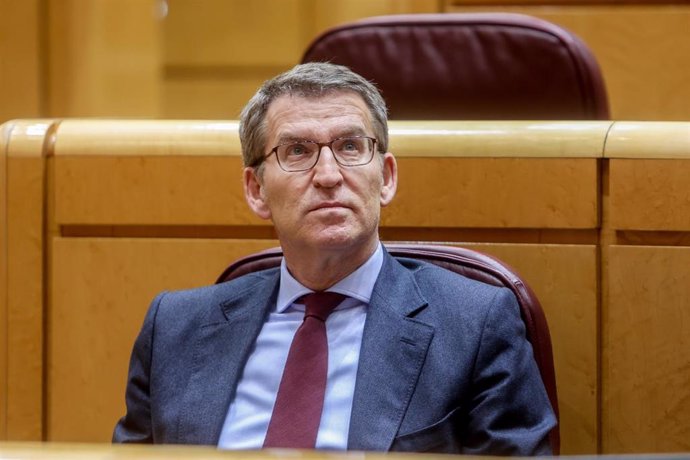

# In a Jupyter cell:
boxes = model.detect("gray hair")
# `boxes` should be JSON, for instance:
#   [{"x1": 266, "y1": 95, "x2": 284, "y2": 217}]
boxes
[{"x1": 239, "y1": 62, "x2": 389, "y2": 168}]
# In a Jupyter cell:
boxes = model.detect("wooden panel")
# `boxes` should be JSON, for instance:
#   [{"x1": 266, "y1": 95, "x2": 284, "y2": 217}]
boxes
[
  {"x1": 54, "y1": 119, "x2": 608, "y2": 158},
  {"x1": 53, "y1": 120, "x2": 241, "y2": 157},
  {"x1": 55, "y1": 156, "x2": 598, "y2": 229},
  {"x1": 609, "y1": 159, "x2": 690, "y2": 231},
  {"x1": 53, "y1": 120, "x2": 601, "y2": 228},
  {"x1": 0, "y1": 123, "x2": 8, "y2": 439},
  {"x1": 0, "y1": 0, "x2": 42, "y2": 123},
  {"x1": 0, "y1": 440, "x2": 617, "y2": 458},
  {"x1": 163, "y1": 75, "x2": 280, "y2": 120},
  {"x1": 52, "y1": 120, "x2": 250, "y2": 226},
  {"x1": 54, "y1": 155, "x2": 259, "y2": 226},
  {"x1": 47, "y1": 0, "x2": 162, "y2": 117},
  {"x1": 313, "y1": 0, "x2": 440, "y2": 31},
  {"x1": 390, "y1": 121, "x2": 609, "y2": 158},
  {"x1": 162, "y1": 0, "x2": 440, "y2": 119},
  {"x1": 164, "y1": 0, "x2": 312, "y2": 67},
  {"x1": 463, "y1": 243, "x2": 598, "y2": 454},
  {"x1": 605, "y1": 122, "x2": 690, "y2": 159},
  {"x1": 46, "y1": 237, "x2": 598, "y2": 451},
  {"x1": 444, "y1": 4, "x2": 690, "y2": 121},
  {"x1": 165, "y1": 0, "x2": 440, "y2": 67},
  {"x1": 6, "y1": 156, "x2": 44, "y2": 441},
  {"x1": 604, "y1": 245, "x2": 690, "y2": 453},
  {"x1": 449, "y1": 0, "x2": 685, "y2": 4},
  {"x1": 1, "y1": 120, "x2": 51, "y2": 440},
  {"x1": 386, "y1": 158, "x2": 598, "y2": 228},
  {"x1": 47, "y1": 237, "x2": 277, "y2": 442}
]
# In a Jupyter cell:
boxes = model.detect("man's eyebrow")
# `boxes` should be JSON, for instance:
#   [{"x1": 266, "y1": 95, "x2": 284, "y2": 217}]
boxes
[
  {"x1": 273, "y1": 126, "x2": 370, "y2": 145},
  {"x1": 274, "y1": 135, "x2": 310, "y2": 144},
  {"x1": 334, "y1": 126, "x2": 368, "y2": 137}
]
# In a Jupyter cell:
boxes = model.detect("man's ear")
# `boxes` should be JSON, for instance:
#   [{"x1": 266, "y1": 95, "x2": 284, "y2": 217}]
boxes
[
  {"x1": 243, "y1": 167, "x2": 271, "y2": 220},
  {"x1": 380, "y1": 152, "x2": 398, "y2": 207}
]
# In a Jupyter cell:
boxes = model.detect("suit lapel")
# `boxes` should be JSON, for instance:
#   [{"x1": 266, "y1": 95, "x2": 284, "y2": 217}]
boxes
[
  {"x1": 176, "y1": 271, "x2": 279, "y2": 445},
  {"x1": 348, "y1": 252, "x2": 434, "y2": 451}
]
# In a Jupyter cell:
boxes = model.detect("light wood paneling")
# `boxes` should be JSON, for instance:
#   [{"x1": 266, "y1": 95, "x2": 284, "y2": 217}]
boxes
[
  {"x1": 54, "y1": 119, "x2": 609, "y2": 158},
  {"x1": 47, "y1": 0, "x2": 162, "y2": 117},
  {"x1": 0, "y1": 120, "x2": 8, "y2": 440},
  {"x1": 46, "y1": 238, "x2": 598, "y2": 452},
  {"x1": 53, "y1": 120, "x2": 241, "y2": 156},
  {"x1": 0, "y1": 440, "x2": 578, "y2": 458},
  {"x1": 605, "y1": 122, "x2": 690, "y2": 160},
  {"x1": 55, "y1": 155, "x2": 256, "y2": 226},
  {"x1": 6, "y1": 155, "x2": 44, "y2": 441},
  {"x1": 165, "y1": 0, "x2": 439, "y2": 67},
  {"x1": 604, "y1": 245, "x2": 690, "y2": 453},
  {"x1": 5, "y1": 118, "x2": 688, "y2": 452},
  {"x1": 444, "y1": 4, "x2": 690, "y2": 121},
  {"x1": 312, "y1": 0, "x2": 440, "y2": 31},
  {"x1": 56, "y1": 155, "x2": 598, "y2": 229},
  {"x1": 165, "y1": 0, "x2": 312, "y2": 67},
  {"x1": 47, "y1": 237, "x2": 278, "y2": 442},
  {"x1": 449, "y1": 0, "x2": 684, "y2": 4},
  {"x1": 609, "y1": 159, "x2": 690, "y2": 231},
  {"x1": 52, "y1": 120, "x2": 250, "y2": 227},
  {"x1": 163, "y1": 77, "x2": 274, "y2": 120},
  {"x1": 162, "y1": 0, "x2": 440, "y2": 119},
  {"x1": 0, "y1": 0, "x2": 42, "y2": 123},
  {"x1": 463, "y1": 243, "x2": 598, "y2": 454},
  {"x1": 390, "y1": 121, "x2": 609, "y2": 158},
  {"x1": 0, "y1": 120, "x2": 52, "y2": 440},
  {"x1": 162, "y1": 1, "x2": 689, "y2": 120},
  {"x1": 52, "y1": 120, "x2": 603, "y2": 228},
  {"x1": 387, "y1": 158, "x2": 598, "y2": 229},
  {"x1": 162, "y1": 0, "x2": 311, "y2": 119}
]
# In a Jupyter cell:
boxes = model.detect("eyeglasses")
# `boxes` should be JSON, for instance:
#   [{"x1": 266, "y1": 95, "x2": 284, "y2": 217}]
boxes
[{"x1": 265, "y1": 136, "x2": 378, "y2": 172}]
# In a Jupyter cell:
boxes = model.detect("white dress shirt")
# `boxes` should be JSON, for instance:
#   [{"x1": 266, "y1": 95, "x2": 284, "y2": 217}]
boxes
[{"x1": 218, "y1": 243, "x2": 384, "y2": 450}]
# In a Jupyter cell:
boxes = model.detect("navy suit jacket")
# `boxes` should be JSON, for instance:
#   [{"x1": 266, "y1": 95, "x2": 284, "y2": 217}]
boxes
[{"x1": 113, "y1": 249, "x2": 556, "y2": 454}]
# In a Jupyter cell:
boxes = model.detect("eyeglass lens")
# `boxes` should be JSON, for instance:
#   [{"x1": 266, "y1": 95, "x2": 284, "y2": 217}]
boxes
[{"x1": 276, "y1": 137, "x2": 374, "y2": 171}]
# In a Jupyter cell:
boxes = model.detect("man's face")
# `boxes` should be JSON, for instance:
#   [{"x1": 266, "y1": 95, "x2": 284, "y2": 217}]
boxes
[{"x1": 243, "y1": 91, "x2": 397, "y2": 256}]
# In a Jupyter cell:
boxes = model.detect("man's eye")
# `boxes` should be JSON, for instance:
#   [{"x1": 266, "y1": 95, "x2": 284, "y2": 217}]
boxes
[
  {"x1": 342, "y1": 141, "x2": 358, "y2": 151},
  {"x1": 286, "y1": 144, "x2": 308, "y2": 156}
]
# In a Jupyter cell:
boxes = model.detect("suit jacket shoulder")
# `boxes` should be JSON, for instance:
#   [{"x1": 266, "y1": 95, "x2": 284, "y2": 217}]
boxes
[{"x1": 113, "y1": 267, "x2": 281, "y2": 445}]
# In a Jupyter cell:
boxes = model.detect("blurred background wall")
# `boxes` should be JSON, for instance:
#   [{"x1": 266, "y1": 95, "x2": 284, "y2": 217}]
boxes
[{"x1": 1, "y1": 0, "x2": 689, "y2": 124}]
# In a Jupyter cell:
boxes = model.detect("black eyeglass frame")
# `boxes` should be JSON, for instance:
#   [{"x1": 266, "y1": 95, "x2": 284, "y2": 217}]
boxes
[{"x1": 262, "y1": 136, "x2": 380, "y2": 172}]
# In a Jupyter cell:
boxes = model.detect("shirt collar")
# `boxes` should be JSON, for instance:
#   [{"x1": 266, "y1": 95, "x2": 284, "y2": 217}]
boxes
[{"x1": 276, "y1": 242, "x2": 384, "y2": 313}]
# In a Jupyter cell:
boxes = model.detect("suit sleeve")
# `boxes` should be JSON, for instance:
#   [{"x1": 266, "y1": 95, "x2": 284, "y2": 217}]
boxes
[
  {"x1": 462, "y1": 288, "x2": 556, "y2": 455},
  {"x1": 112, "y1": 292, "x2": 166, "y2": 443}
]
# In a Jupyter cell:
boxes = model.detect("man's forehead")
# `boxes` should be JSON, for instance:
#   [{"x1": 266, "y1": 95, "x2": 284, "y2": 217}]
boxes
[
  {"x1": 268, "y1": 90, "x2": 368, "y2": 113},
  {"x1": 266, "y1": 91, "x2": 372, "y2": 138}
]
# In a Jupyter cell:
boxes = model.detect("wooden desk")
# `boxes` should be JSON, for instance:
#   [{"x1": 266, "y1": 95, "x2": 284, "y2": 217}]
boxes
[
  {"x1": 2, "y1": 442, "x2": 690, "y2": 459},
  {"x1": 0, "y1": 120, "x2": 50, "y2": 441},
  {"x1": 2, "y1": 119, "x2": 689, "y2": 454},
  {"x1": 0, "y1": 442, "x2": 389, "y2": 459},
  {"x1": 602, "y1": 122, "x2": 690, "y2": 453}
]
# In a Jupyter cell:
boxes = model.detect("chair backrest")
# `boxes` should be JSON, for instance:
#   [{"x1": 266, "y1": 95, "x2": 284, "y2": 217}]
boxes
[
  {"x1": 216, "y1": 243, "x2": 560, "y2": 453},
  {"x1": 302, "y1": 13, "x2": 609, "y2": 121}
]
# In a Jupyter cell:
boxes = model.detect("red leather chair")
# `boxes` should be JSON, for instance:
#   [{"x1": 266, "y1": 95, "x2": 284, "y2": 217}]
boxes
[
  {"x1": 302, "y1": 13, "x2": 608, "y2": 121},
  {"x1": 216, "y1": 243, "x2": 560, "y2": 453}
]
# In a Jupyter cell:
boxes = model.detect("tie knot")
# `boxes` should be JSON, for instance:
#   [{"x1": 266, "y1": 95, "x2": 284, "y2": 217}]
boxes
[{"x1": 302, "y1": 291, "x2": 346, "y2": 321}]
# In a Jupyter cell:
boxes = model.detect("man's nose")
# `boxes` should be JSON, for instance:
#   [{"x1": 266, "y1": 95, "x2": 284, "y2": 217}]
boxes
[{"x1": 312, "y1": 145, "x2": 342, "y2": 185}]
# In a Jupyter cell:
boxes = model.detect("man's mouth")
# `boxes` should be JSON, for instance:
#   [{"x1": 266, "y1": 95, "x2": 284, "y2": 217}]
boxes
[{"x1": 310, "y1": 202, "x2": 349, "y2": 212}]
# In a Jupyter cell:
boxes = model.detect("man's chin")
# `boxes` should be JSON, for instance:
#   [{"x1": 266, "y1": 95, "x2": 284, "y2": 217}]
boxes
[{"x1": 305, "y1": 226, "x2": 362, "y2": 249}]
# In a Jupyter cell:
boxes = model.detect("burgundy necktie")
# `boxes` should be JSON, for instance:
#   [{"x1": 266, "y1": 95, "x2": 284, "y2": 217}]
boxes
[{"x1": 263, "y1": 291, "x2": 346, "y2": 448}]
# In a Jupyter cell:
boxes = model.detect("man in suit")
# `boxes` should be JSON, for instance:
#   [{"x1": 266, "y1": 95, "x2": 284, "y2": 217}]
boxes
[{"x1": 113, "y1": 62, "x2": 556, "y2": 454}]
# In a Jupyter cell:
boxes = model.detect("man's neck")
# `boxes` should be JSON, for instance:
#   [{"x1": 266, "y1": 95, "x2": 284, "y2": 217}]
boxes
[{"x1": 282, "y1": 238, "x2": 380, "y2": 291}]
